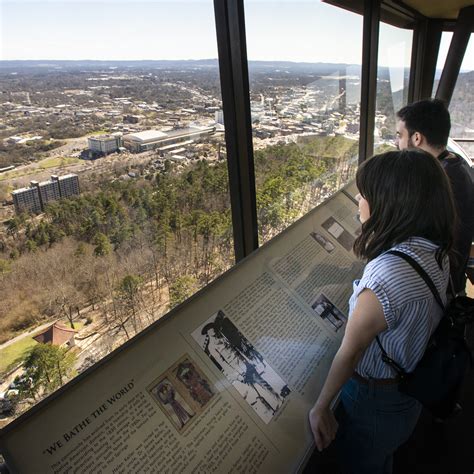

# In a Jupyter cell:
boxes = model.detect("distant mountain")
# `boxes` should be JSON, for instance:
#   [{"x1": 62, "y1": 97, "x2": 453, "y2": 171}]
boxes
[
  {"x1": 0, "y1": 59, "x2": 220, "y2": 73},
  {"x1": 0, "y1": 60, "x2": 412, "y2": 83},
  {"x1": 0, "y1": 59, "x2": 366, "y2": 74}
]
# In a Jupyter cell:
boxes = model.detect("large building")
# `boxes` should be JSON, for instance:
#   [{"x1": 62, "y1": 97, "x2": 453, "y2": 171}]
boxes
[
  {"x1": 12, "y1": 174, "x2": 80, "y2": 214},
  {"x1": 123, "y1": 126, "x2": 215, "y2": 153},
  {"x1": 11, "y1": 186, "x2": 42, "y2": 214},
  {"x1": 35, "y1": 178, "x2": 61, "y2": 209},
  {"x1": 215, "y1": 110, "x2": 224, "y2": 125},
  {"x1": 88, "y1": 134, "x2": 122, "y2": 156},
  {"x1": 55, "y1": 174, "x2": 80, "y2": 198}
]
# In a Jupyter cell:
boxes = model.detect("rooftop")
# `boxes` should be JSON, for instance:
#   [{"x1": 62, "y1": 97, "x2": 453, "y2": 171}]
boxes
[
  {"x1": 124, "y1": 130, "x2": 168, "y2": 142},
  {"x1": 32, "y1": 322, "x2": 77, "y2": 346},
  {"x1": 58, "y1": 174, "x2": 79, "y2": 180},
  {"x1": 88, "y1": 135, "x2": 118, "y2": 141}
]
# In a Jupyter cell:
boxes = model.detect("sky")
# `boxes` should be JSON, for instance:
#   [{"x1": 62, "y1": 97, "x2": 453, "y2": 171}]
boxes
[{"x1": 0, "y1": 0, "x2": 473, "y2": 70}]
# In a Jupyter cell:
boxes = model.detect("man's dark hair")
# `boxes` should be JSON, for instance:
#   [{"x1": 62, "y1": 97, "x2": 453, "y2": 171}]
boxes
[
  {"x1": 396, "y1": 99, "x2": 451, "y2": 148},
  {"x1": 354, "y1": 149, "x2": 455, "y2": 262}
]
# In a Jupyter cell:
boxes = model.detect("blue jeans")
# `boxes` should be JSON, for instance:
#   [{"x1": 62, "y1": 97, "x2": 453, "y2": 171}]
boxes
[{"x1": 334, "y1": 377, "x2": 422, "y2": 474}]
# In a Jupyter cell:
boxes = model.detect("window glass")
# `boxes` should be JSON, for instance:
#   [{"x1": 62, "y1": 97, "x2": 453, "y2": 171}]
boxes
[
  {"x1": 245, "y1": 0, "x2": 363, "y2": 243},
  {"x1": 374, "y1": 22, "x2": 413, "y2": 153},
  {"x1": 0, "y1": 0, "x2": 233, "y2": 421},
  {"x1": 433, "y1": 31, "x2": 454, "y2": 82},
  {"x1": 449, "y1": 34, "x2": 474, "y2": 158},
  {"x1": 433, "y1": 34, "x2": 474, "y2": 156},
  {"x1": 451, "y1": 35, "x2": 474, "y2": 155}
]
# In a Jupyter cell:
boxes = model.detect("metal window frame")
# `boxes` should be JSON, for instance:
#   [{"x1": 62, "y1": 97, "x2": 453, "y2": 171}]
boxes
[
  {"x1": 408, "y1": 18, "x2": 443, "y2": 102},
  {"x1": 436, "y1": 6, "x2": 474, "y2": 106},
  {"x1": 213, "y1": 0, "x2": 472, "y2": 262},
  {"x1": 213, "y1": 0, "x2": 258, "y2": 262},
  {"x1": 358, "y1": 0, "x2": 380, "y2": 163}
]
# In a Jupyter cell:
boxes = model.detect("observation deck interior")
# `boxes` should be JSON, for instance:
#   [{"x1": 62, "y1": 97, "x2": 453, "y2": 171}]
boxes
[
  {"x1": 0, "y1": 0, "x2": 473, "y2": 472},
  {"x1": 310, "y1": 3, "x2": 474, "y2": 472},
  {"x1": 315, "y1": 2, "x2": 474, "y2": 471}
]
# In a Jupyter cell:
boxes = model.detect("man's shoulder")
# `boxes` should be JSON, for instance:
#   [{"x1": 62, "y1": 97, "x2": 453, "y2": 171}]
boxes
[
  {"x1": 441, "y1": 151, "x2": 463, "y2": 167},
  {"x1": 442, "y1": 152, "x2": 473, "y2": 187}
]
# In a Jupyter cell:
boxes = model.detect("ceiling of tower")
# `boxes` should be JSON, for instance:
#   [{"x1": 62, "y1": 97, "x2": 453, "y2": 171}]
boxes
[{"x1": 401, "y1": 0, "x2": 474, "y2": 19}]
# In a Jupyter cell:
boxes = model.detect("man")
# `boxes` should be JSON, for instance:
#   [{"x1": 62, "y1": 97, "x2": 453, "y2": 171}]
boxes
[{"x1": 396, "y1": 99, "x2": 474, "y2": 294}]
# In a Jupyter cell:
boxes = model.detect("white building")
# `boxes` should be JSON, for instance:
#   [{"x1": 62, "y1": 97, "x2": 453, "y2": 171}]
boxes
[
  {"x1": 88, "y1": 134, "x2": 123, "y2": 155},
  {"x1": 215, "y1": 110, "x2": 224, "y2": 125},
  {"x1": 123, "y1": 127, "x2": 215, "y2": 153}
]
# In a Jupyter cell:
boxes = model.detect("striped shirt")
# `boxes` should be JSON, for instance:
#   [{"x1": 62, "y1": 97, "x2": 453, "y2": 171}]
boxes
[{"x1": 349, "y1": 237, "x2": 449, "y2": 379}]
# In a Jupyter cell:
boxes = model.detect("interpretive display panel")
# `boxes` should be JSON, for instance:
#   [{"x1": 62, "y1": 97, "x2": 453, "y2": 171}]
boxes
[{"x1": 0, "y1": 181, "x2": 364, "y2": 473}]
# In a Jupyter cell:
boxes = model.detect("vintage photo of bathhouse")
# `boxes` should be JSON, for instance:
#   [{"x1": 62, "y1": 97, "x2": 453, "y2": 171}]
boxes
[{"x1": 192, "y1": 310, "x2": 290, "y2": 424}]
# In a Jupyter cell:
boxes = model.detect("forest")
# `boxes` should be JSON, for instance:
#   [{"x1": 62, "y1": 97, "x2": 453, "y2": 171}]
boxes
[{"x1": 0, "y1": 135, "x2": 358, "y2": 346}]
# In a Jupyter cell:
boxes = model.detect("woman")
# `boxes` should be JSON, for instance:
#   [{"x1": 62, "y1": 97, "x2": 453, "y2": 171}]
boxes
[{"x1": 309, "y1": 149, "x2": 455, "y2": 473}]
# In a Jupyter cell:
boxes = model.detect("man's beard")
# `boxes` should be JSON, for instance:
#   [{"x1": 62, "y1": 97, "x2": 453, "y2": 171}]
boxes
[{"x1": 407, "y1": 135, "x2": 416, "y2": 148}]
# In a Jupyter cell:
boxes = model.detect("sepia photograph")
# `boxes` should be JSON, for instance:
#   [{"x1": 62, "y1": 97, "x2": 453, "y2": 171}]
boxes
[
  {"x1": 147, "y1": 354, "x2": 215, "y2": 433},
  {"x1": 311, "y1": 294, "x2": 347, "y2": 332},
  {"x1": 148, "y1": 377, "x2": 195, "y2": 433},
  {"x1": 173, "y1": 357, "x2": 215, "y2": 408},
  {"x1": 192, "y1": 310, "x2": 290, "y2": 424}
]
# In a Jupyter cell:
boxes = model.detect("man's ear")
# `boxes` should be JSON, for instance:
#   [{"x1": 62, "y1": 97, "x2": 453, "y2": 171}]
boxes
[{"x1": 412, "y1": 131, "x2": 423, "y2": 146}]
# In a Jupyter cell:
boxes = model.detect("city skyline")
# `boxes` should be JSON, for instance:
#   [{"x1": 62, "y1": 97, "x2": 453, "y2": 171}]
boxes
[{"x1": 1, "y1": 1, "x2": 473, "y2": 70}]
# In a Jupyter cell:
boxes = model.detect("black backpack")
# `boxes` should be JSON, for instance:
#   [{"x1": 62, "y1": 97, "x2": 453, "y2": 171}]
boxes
[{"x1": 376, "y1": 250, "x2": 473, "y2": 419}]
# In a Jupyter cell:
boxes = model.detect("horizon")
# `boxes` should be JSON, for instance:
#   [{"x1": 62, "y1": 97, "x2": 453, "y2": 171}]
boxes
[{"x1": 0, "y1": 59, "x2": 472, "y2": 75}]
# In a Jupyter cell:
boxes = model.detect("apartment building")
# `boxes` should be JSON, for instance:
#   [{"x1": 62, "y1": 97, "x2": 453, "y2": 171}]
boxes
[
  {"x1": 11, "y1": 186, "x2": 42, "y2": 214},
  {"x1": 12, "y1": 174, "x2": 80, "y2": 214}
]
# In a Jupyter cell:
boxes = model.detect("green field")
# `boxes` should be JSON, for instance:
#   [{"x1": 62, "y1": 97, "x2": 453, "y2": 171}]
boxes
[
  {"x1": 0, "y1": 157, "x2": 81, "y2": 182},
  {"x1": 0, "y1": 168, "x2": 35, "y2": 182},
  {"x1": 0, "y1": 337, "x2": 38, "y2": 376},
  {"x1": 38, "y1": 156, "x2": 81, "y2": 169},
  {"x1": 0, "y1": 321, "x2": 84, "y2": 376}
]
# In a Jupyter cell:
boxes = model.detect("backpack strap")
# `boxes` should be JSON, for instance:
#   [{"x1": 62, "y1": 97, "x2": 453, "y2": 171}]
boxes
[
  {"x1": 375, "y1": 249, "x2": 446, "y2": 377},
  {"x1": 374, "y1": 336, "x2": 407, "y2": 377},
  {"x1": 386, "y1": 250, "x2": 445, "y2": 311}
]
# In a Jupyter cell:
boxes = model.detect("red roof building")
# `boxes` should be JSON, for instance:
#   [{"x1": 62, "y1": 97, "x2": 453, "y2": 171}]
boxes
[{"x1": 33, "y1": 323, "x2": 77, "y2": 347}]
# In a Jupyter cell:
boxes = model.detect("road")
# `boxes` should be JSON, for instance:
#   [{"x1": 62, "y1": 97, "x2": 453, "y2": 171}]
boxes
[{"x1": 0, "y1": 320, "x2": 57, "y2": 351}]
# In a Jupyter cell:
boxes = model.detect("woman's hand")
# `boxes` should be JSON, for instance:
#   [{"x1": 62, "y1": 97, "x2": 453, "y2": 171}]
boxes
[
  {"x1": 307, "y1": 289, "x2": 386, "y2": 452},
  {"x1": 309, "y1": 403, "x2": 339, "y2": 451}
]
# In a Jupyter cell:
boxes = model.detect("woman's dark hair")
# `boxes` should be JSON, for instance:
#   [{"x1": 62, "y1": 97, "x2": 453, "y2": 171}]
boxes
[{"x1": 353, "y1": 149, "x2": 455, "y2": 262}]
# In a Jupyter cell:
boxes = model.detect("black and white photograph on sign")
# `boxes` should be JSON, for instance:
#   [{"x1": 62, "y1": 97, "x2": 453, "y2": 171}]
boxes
[
  {"x1": 311, "y1": 294, "x2": 347, "y2": 332},
  {"x1": 192, "y1": 310, "x2": 291, "y2": 424},
  {"x1": 321, "y1": 216, "x2": 355, "y2": 251},
  {"x1": 148, "y1": 377, "x2": 196, "y2": 433},
  {"x1": 310, "y1": 231, "x2": 335, "y2": 253}
]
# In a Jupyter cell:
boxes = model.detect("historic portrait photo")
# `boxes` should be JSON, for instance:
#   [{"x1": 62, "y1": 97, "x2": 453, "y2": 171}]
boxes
[
  {"x1": 310, "y1": 231, "x2": 335, "y2": 253},
  {"x1": 321, "y1": 216, "x2": 356, "y2": 251},
  {"x1": 148, "y1": 377, "x2": 195, "y2": 432},
  {"x1": 173, "y1": 357, "x2": 215, "y2": 408},
  {"x1": 311, "y1": 293, "x2": 347, "y2": 332},
  {"x1": 147, "y1": 354, "x2": 215, "y2": 433}
]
